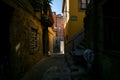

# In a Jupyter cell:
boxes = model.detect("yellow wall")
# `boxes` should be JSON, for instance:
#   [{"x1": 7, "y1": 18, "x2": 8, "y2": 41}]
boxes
[
  {"x1": 48, "y1": 27, "x2": 54, "y2": 54},
  {"x1": 64, "y1": 21, "x2": 69, "y2": 44},
  {"x1": 10, "y1": 8, "x2": 44, "y2": 80},
  {"x1": 2, "y1": 0, "x2": 44, "y2": 79},
  {"x1": 64, "y1": 0, "x2": 85, "y2": 42}
]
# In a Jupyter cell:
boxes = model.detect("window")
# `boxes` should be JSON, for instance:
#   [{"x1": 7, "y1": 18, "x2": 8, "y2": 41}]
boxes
[
  {"x1": 58, "y1": 27, "x2": 61, "y2": 32},
  {"x1": 79, "y1": 0, "x2": 90, "y2": 10},
  {"x1": 28, "y1": 24, "x2": 39, "y2": 54}
]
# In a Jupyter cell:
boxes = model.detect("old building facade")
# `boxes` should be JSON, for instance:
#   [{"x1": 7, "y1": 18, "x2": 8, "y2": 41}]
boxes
[
  {"x1": 0, "y1": 0, "x2": 54, "y2": 80},
  {"x1": 62, "y1": 0, "x2": 87, "y2": 52},
  {"x1": 52, "y1": 12, "x2": 64, "y2": 53}
]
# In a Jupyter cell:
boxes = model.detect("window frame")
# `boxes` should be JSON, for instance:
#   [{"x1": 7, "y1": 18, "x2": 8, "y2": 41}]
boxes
[{"x1": 79, "y1": 0, "x2": 90, "y2": 10}]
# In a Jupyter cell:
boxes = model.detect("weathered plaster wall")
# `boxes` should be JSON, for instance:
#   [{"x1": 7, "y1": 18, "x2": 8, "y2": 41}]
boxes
[{"x1": 1, "y1": 0, "x2": 44, "y2": 79}]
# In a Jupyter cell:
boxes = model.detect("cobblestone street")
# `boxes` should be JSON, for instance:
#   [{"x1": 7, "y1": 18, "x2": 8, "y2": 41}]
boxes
[{"x1": 21, "y1": 54, "x2": 90, "y2": 80}]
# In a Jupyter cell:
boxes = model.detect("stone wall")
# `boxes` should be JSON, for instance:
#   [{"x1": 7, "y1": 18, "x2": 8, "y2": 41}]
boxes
[{"x1": 1, "y1": 0, "x2": 44, "y2": 80}]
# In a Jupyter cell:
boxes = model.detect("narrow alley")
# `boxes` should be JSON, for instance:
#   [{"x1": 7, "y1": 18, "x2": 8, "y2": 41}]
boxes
[
  {"x1": 21, "y1": 54, "x2": 82, "y2": 80},
  {"x1": 21, "y1": 52, "x2": 94, "y2": 80},
  {"x1": 1, "y1": 0, "x2": 120, "y2": 80}
]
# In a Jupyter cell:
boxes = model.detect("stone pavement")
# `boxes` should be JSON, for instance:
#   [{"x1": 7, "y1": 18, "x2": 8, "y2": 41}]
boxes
[{"x1": 21, "y1": 54, "x2": 89, "y2": 80}]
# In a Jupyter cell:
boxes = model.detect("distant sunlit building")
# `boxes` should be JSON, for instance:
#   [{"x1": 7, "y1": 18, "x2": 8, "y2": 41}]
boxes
[{"x1": 52, "y1": 12, "x2": 64, "y2": 53}]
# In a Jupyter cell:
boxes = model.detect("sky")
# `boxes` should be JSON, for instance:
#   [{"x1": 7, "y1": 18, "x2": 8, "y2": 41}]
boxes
[{"x1": 51, "y1": 0, "x2": 63, "y2": 14}]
